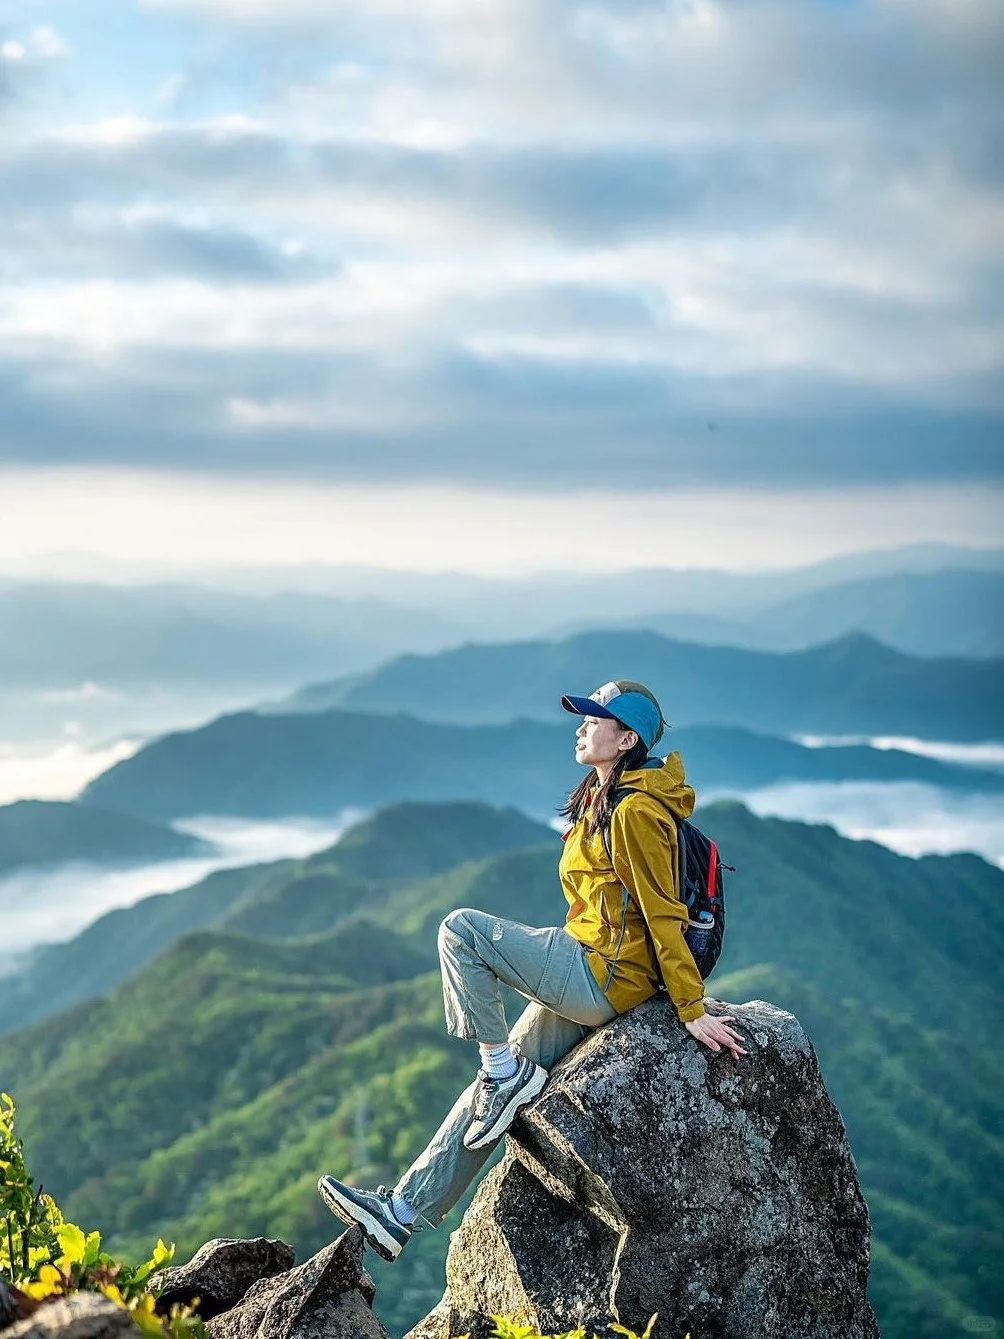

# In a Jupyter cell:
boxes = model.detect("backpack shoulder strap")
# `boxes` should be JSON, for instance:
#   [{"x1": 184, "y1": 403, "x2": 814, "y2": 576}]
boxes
[{"x1": 600, "y1": 785, "x2": 640, "y2": 862}]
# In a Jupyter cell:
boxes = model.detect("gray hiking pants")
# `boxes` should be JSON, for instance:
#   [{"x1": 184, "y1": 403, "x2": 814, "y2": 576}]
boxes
[{"x1": 395, "y1": 907, "x2": 617, "y2": 1225}]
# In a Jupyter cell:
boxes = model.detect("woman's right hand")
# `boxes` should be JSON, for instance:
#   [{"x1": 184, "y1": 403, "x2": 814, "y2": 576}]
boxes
[{"x1": 685, "y1": 1012, "x2": 746, "y2": 1058}]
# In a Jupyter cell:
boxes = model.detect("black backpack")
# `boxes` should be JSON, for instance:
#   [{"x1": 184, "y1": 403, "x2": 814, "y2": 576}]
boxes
[{"x1": 603, "y1": 787, "x2": 729, "y2": 980}]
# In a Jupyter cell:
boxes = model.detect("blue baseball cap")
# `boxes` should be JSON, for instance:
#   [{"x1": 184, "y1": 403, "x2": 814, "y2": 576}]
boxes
[{"x1": 561, "y1": 680, "x2": 667, "y2": 750}]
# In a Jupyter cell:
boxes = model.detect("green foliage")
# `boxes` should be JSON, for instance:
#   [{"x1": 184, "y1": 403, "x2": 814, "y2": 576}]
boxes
[
  {"x1": 0, "y1": 1090, "x2": 63, "y2": 1279},
  {"x1": 483, "y1": 1315, "x2": 662, "y2": 1338},
  {"x1": 0, "y1": 1093, "x2": 205, "y2": 1338}
]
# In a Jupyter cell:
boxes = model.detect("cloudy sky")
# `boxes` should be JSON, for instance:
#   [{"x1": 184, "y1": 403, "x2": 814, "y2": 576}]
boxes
[{"x1": 2, "y1": 0, "x2": 1002, "y2": 575}]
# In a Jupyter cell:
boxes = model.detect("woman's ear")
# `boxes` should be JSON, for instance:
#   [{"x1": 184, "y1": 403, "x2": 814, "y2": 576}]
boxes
[{"x1": 619, "y1": 729, "x2": 639, "y2": 754}]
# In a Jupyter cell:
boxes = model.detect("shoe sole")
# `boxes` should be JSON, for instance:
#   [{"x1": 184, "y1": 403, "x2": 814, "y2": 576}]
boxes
[
  {"x1": 317, "y1": 1178, "x2": 405, "y2": 1262},
  {"x1": 462, "y1": 1066, "x2": 548, "y2": 1151}
]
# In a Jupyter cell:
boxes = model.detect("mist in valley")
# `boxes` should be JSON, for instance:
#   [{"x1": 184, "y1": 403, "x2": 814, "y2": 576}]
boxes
[{"x1": 0, "y1": 811, "x2": 364, "y2": 963}]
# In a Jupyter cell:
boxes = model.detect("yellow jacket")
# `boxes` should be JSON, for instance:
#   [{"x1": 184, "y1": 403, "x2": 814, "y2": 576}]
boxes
[{"x1": 558, "y1": 752, "x2": 706, "y2": 1022}]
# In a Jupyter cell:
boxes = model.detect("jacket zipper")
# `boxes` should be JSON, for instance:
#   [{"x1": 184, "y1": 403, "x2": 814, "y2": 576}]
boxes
[{"x1": 603, "y1": 885, "x2": 631, "y2": 993}]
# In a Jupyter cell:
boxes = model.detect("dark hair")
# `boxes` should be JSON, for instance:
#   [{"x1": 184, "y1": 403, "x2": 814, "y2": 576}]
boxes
[{"x1": 558, "y1": 724, "x2": 649, "y2": 836}]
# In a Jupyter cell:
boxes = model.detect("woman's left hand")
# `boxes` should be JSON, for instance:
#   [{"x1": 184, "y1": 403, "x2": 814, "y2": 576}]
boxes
[{"x1": 685, "y1": 1012, "x2": 746, "y2": 1058}]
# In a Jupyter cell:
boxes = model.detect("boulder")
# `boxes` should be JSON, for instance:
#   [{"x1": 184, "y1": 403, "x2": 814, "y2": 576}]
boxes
[
  {"x1": 154, "y1": 1237, "x2": 295, "y2": 1320},
  {"x1": 0, "y1": 1280, "x2": 18, "y2": 1330},
  {"x1": 0, "y1": 1293, "x2": 132, "y2": 1339},
  {"x1": 407, "y1": 996, "x2": 881, "y2": 1339},
  {"x1": 208, "y1": 1225, "x2": 388, "y2": 1339}
]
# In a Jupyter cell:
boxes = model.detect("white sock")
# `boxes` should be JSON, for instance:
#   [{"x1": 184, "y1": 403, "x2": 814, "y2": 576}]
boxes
[
  {"x1": 391, "y1": 1191, "x2": 419, "y2": 1226},
  {"x1": 479, "y1": 1042, "x2": 518, "y2": 1080}
]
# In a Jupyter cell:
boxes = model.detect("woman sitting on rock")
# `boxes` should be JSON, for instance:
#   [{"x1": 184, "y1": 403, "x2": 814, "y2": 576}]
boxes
[{"x1": 318, "y1": 680, "x2": 745, "y2": 1260}]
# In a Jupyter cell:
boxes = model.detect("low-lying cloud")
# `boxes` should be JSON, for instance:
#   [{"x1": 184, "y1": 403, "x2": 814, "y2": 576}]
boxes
[
  {"x1": 732, "y1": 780, "x2": 1004, "y2": 868},
  {"x1": 0, "y1": 810, "x2": 363, "y2": 959}
]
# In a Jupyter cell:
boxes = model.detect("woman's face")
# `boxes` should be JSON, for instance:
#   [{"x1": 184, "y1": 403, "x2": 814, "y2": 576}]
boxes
[{"x1": 574, "y1": 714, "x2": 637, "y2": 768}]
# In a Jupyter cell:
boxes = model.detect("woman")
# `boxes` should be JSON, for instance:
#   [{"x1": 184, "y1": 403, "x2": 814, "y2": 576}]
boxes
[{"x1": 318, "y1": 680, "x2": 745, "y2": 1261}]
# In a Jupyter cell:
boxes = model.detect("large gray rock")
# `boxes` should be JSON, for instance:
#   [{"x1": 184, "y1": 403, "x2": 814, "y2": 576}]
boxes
[
  {"x1": 0, "y1": 1280, "x2": 18, "y2": 1330},
  {"x1": 208, "y1": 1225, "x2": 388, "y2": 1339},
  {"x1": 154, "y1": 1237, "x2": 295, "y2": 1319},
  {"x1": 0, "y1": 1293, "x2": 132, "y2": 1339},
  {"x1": 408, "y1": 996, "x2": 880, "y2": 1339}
]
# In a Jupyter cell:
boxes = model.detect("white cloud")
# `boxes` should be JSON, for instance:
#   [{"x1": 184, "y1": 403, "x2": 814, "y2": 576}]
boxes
[
  {"x1": 736, "y1": 780, "x2": 1004, "y2": 868},
  {"x1": 0, "y1": 0, "x2": 999, "y2": 500},
  {"x1": 0, "y1": 737, "x2": 138, "y2": 805},
  {"x1": 0, "y1": 811, "x2": 363, "y2": 952},
  {"x1": 1, "y1": 26, "x2": 71, "y2": 64}
]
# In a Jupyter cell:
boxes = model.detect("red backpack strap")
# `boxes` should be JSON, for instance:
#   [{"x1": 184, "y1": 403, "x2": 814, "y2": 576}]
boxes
[{"x1": 706, "y1": 840, "x2": 719, "y2": 908}]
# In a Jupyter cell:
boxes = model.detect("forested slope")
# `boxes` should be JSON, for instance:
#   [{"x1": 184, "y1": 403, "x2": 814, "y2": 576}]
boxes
[{"x1": 1, "y1": 803, "x2": 1000, "y2": 1338}]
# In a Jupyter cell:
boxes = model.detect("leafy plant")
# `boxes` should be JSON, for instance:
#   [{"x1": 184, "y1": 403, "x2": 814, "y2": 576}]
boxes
[
  {"x1": 483, "y1": 1315, "x2": 664, "y2": 1338},
  {"x1": 1, "y1": 1093, "x2": 205, "y2": 1337},
  {"x1": 0, "y1": 1090, "x2": 63, "y2": 1281}
]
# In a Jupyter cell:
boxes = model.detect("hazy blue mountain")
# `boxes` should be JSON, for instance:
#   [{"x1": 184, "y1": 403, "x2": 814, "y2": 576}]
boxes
[
  {"x1": 0, "y1": 799, "x2": 209, "y2": 874},
  {"x1": 613, "y1": 569, "x2": 1004, "y2": 658},
  {"x1": 0, "y1": 582, "x2": 463, "y2": 689},
  {"x1": 0, "y1": 802, "x2": 554, "y2": 1038},
  {"x1": 158, "y1": 542, "x2": 1004, "y2": 635},
  {"x1": 77, "y1": 711, "x2": 1004, "y2": 826},
  {"x1": 8, "y1": 550, "x2": 1001, "y2": 691},
  {"x1": 275, "y1": 631, "x2": 1002, "y2": 740},
  {"x1": 0, "y1": 800, "x2": 1000, "y2": 1339},
  {"x1": 755, "y1": 569, "x2": 1004, "y2": 656}
]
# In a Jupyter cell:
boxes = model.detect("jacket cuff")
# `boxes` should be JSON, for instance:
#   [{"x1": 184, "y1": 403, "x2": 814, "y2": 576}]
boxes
[{"x1": 676, "y1": 1001, "x2": 706, "y2": 1024}]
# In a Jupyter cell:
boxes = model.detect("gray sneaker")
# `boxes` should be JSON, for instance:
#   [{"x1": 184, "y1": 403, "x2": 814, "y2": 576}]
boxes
[
  {"x1": 462, "y1": 1054, "x2": 548, "y2": 1150},
  {"x1": 317, "y1": 1176, "x2": 412, "y2": 1261}
]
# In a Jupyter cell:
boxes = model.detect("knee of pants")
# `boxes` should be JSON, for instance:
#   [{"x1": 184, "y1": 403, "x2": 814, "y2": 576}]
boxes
[{"x1": 437, "y1": 907, "x2": 478, "y2": 955}]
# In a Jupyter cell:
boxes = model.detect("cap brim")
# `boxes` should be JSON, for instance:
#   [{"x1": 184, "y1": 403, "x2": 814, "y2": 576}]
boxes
[{"x1": 561, "y1": 694, "x2": 619, "y2": 720}]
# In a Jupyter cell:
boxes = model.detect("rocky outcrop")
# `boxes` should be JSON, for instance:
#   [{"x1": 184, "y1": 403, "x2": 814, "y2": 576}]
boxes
[
  {"x1": 154, "y1": 1237, "x2": 295, "y2": 1320},
  {"x1": 0, "y1": 1229, "x2": 382, "y2": 1339},
  {"x1": 206, "y1": 1226, "x2": 387, "y2": 1339},
  {"x1": 408, "y1": 995, "x2": 880, "y2": 1339},
  {"x1": 0, "y1": 1294, "x2": 132, "y2": 1339},
  {"x1": 0, "y1": 1281, "x2": 18, "y2": 1330}
]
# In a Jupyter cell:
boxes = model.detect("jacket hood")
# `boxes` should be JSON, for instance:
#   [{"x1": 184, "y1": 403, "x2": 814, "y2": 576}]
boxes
[{"x1": 619, "y1": 750, "x2": 695, "y2": 820}]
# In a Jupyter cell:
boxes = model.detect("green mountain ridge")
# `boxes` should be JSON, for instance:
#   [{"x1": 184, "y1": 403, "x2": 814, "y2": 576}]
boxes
[
  {"x1": 78, "y1": 711, "x2": 1004, "y2": 828},
  {"x1": 0, "y1": 800, "x2": 1001, "y2": 1337},
  {"x1": 276, "y1": 630, "x2": 1003, "y2": 740},
  {"x1": 0, "y1": 799, "x2": 209, "y2": 874},
  {"x1": 0, "y1": 801, "x2": 553, "y2": 1038}
]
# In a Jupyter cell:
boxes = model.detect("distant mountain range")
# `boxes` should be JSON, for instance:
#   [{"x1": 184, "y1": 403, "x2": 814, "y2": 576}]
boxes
[
  {"x1": 277, "y1": 631, "x2": 1002, "y2": 741},
  {"x1": 585, "y1": 569, "x2": 1004, "y2": 658},
  {"x1": 99, "y1": 540, "x2": 1004, "y2": 626},
  {"x1": 0, "y1": 799, "x2": 208, "y2": 875},
  {"x1": 0, "y1": 582, "x2": 462, "y2": 689},
  {"x1": 75, "y1": 710, "x2": 1004, "y2": 826},
  {"x1": 3, "y1": 549, "x2": 1001, "y2": 706},
  {"x1": 0, "y1": 799, "x2": 1000, "y2": 1339}
]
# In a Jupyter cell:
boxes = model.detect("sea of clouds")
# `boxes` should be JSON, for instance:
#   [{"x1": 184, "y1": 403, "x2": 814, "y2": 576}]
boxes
[
  {"x1": 723, "y1": 782, "x2": 1004, "y2": 868},
  {"x1": 796, "y1": 735, "x2": 1004, "y2": 771},
  {"x1": 1, "y1": 728, "x2": 1001, "y2": 968},
  {"x1": 0, "y1": 810, "x2": 365, "y2": 971}
]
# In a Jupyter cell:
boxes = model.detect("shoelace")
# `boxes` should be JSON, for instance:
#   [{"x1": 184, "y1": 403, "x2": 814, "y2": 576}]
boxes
[{"x1": 472, "y1": 1068, "x2": 499, "y2": 1118}]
